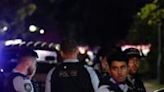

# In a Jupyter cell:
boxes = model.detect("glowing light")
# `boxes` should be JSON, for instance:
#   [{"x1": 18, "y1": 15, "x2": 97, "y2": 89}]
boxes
[
  {"x1": 41, "y1": 42, "x2": 47, "y2": 47},
  {"x1": 34, "y1": 41, "x2": 42, "y2": 47},
  {"x1": 55, "y1": 44, "x2": 60, "y2": 51},
  {"x1": 19, "y1": 41, "x2": 26, "y2": 46},
  {"x1": 2, "y1": 26, "x2": 8, "y2": 32},
  {"x1": 26, "y1": 41, "x2": 34, "y2": 46},
  {"x1": 85, "y1": 58, "x2": 90, "y2": 62},
  {"x1": 121, "y1": 44, "x2": 151, "y2": 56},
  {"x1": 5, "y1": 39, "x2": 22, "y2": 46},
  {"x1": 40, "y1": 29, "x2": 45, "y2": 34},
  {"x1": 87, "y1": 51, "x2": 94, "y2": 60},
  {"x1": 78, "y1": 47, "x2": 86, "y2": 54},
  {"x1": 29, "y1": 25, "x2": 37, "y2": 32},
  {"x1": 0, "y1": 21, "x2": 9, "y2": 32},
  {"x1": 85, "y1": 59, "x2": 93, "y2": 65},
  {"x1": 49, "y1": 43, "x2": 54, "y2": 48},
  {"x1": 0, "y1": 69, "x2": 4, "y2": 72},
  {"x1": 142, "y1": 49, "x2": 150, "y2": 56},
  {"x1": 87, "y1": 51, "x2": 93, "y2": 57}
]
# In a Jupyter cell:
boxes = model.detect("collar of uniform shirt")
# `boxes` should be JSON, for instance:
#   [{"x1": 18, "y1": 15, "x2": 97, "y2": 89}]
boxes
[
  {"x1": 119, "y1": 84, "x2": 128, "y2": 92},
  {"x1": 110, "y1": 77, "x2": 126, "y2": 85},
  {"x1": 12, "y1": 69, "x2": 27, "y2": 76},
  {"x1": 63, "y1": 59, "x2": 79, "y2": 63},
  {"x1": 110, "y1": 77, "x2": 129, "y2": 92},
  {"x1": 110, "y1": 77, "x2": 116, "y2": 84},
  {"x1": 127, "y1": 75, "x2": 135, "y2": 85}
]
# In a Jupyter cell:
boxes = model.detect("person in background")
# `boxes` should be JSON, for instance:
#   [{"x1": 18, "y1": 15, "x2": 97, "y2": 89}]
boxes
[
  {"x1": 97, "y1": 50, "x2": 133, "y2": 92},
  {"x1": 124, "y1": 48, "x2": 146, "y2": 92},
  {"x1": 94, "y1": 48, "x2": 109, "y2": 78},
  {"x1": 5, "y1": 48, "x2": 38, "y2": 92}
]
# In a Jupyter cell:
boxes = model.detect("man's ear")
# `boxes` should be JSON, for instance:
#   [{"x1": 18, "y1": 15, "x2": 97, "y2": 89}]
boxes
[{"x1": 60, "y1": 51, "x2": 64, "y2": 57}]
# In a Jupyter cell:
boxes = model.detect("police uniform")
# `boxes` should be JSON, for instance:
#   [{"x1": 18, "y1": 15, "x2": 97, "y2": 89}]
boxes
[
  {"x1": 6, "y1": 70, "x2": 34, "y2": 92},
  {"x1": 97, "y1": 75, "x2": 133, "y2": 92},
  {"x1": 124, "y1": 48, "x2": 146, "y2": 92},
  {"x1": 127, "y1": 74, "x2": 146, "y2": 92},
  {"x1": 45, "y1": 59, "x2": 99, "y2": 92}
]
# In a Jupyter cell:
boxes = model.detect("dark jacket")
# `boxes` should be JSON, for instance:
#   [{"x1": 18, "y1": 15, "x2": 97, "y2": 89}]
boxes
[
  {"x1": 50, "y1": 61, "x2": 96, "y2": 92},
  {"x1": 128, "y1": 74, "x2": 146, "y2": 92},
  {"x1": 99, "y1": 75, "x2": 133, "y2": 92},
  {"x1": 5, "y1": 72, "x2": 34, "y2": 92}
]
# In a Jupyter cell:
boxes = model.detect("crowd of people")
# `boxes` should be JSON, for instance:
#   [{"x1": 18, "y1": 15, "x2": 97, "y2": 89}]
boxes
[{"x1": 0, "y1": 39, "x2": 146, "y2": 92}]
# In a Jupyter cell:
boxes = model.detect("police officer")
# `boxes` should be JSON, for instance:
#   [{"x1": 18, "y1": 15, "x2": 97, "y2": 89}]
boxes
[
  {"x1": 94, "y1": 48, "x2": 109, "y2": 78},
  {"x1": 97, "y1": 50, "x2": 133, "y2": 92},
  {"x1": 5, "y1": 48, "x2": 38, "y2": 92},
  {"x1": 124, "y1": 48, "x2": 146, "y2": 92},
  {"x1": 45, "y1": 39, "x2": 99, "y2": 92}
]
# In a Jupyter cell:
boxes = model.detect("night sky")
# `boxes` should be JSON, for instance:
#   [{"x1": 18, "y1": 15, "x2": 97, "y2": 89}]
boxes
[
  {"x1": 30, "y1": 0, "x2": 152, "y2": 46},
  {"x1": 0, "y1": 0, "x2": 153, "y2": 47}
]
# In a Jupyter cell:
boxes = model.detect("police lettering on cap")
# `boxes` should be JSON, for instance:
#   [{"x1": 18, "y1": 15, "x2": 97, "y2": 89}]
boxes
[{"x1": 124, "y1": 48, "x2": 141, "y2": 58}]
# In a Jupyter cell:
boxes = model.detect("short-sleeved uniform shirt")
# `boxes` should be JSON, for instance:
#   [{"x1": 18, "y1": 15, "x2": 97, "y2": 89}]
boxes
[{"x1": 6, "y1": 72, "x2": 34, "y2": 92}]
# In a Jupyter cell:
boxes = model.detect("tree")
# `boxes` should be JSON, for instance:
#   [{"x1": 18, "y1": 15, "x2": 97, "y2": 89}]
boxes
[{"x1": 127, "y1": 0, "x2": 164, "y2": 84}]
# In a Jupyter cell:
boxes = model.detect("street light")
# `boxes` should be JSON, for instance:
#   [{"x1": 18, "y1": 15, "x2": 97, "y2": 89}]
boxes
[
  {"x1": 29, "y1": 25, "x2": 37, "y2": 32},
  {"x1": 40, "y1": 29, "x2": 45, "y2": 34}
]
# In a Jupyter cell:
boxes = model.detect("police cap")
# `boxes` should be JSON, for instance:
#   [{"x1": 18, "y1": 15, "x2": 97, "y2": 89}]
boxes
[{"x1": 124, "y1": 48, "x2": 141, "y2": 58}]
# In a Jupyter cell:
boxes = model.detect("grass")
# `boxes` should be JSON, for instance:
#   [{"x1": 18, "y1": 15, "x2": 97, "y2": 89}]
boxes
[{"x1": 144, "y1": 80, "x2": 164, "y2": 92}]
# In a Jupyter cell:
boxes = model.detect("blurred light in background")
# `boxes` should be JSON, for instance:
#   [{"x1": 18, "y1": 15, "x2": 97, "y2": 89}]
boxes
[
  {"x1": 85, "y1": 58, "x2": 94, "y2": 66},
  {"x1": 5, "y1": 39, "x2": 23, "y2": 46},
  {"x1": 29, "y1": 25, "x2": 37, "y2": 32},
  {"x1": 41, "y1": 42, "x2": 47, "y2": 47},
  {"x1": 26, "y1": 41, "x2": 34, "y2": 46},
  {"x1": 54, "y1": 44, "x2": 60, "y2": 51},
  {"x1": 87, "y1": 51, "x2": 93, "y2": 57},
  {"x1": 142, "y1": 45, "x2": 151, "y2": 56},
  {"x1": 19, "y1": 41, "x2": 26, "y2": 46},
  {"x1": 87, "y1": 50, "x2": 94, "y2": 60},
  {"x1": 39, "y1": 29, "x2": 45, "y2": 34},
  {"x1": 0, "y1": 21, "x2": 9, "y2": 32},
  {"x1": 2, "y1": 26, "x2": 8, "y2": 32},
  {"x1": 121, "y1": 44, "x2": 151, "y2": 56},
  {"x1": 0, "y1": 69, "x2": 4, "y2": 72},
  {"x1": 48, "y1": 43, "x2": 54, "y2": 48},
  {"x1": 34, "y1": 41, "x2": 42, "y2": 47},
  {"x1": 78, "y1": 47, "x2": 86, "y2": 54}
]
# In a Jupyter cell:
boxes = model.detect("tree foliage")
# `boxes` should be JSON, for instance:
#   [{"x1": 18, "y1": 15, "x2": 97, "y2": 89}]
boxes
[
  {"x1": 128, "y1": 0, "x2": 164, "y2": 44},
  {"x1": 128, "y1": 0, "x2": 164, "y2": 82}
]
